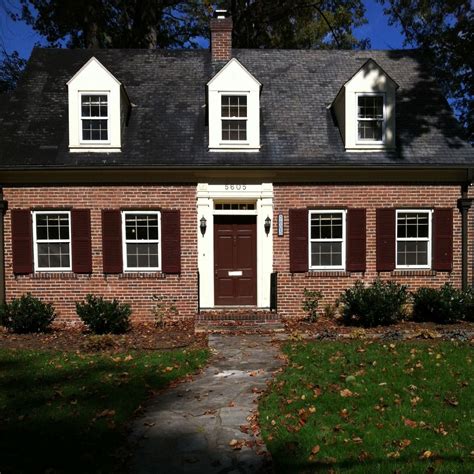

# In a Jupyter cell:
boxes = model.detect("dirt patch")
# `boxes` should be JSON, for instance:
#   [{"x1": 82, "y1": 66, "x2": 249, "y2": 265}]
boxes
[
  {"x1": 284, "y1": 318, "x2": 474, "y2": 341},
  {"x1": 0, "y1": 321, "x2": 207, "y2": 352}
]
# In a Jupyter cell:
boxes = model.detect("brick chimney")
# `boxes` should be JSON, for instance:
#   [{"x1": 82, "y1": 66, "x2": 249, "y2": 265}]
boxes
[{"x1": 210, "y1": 9, "x2": 233, "y2": 62}]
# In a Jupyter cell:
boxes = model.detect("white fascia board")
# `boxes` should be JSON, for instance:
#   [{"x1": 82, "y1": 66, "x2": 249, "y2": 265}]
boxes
[
  {"x1": 67, "y1": 56, "x2": 122, "y2": 86},
  {"x1": 207, "y1": 58, "x2": 262, "y2": 88}
]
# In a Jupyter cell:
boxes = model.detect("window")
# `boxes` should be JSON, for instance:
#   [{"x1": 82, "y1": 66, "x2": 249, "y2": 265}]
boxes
[
  {"x1": 221, "y1": 95, "x2": 247, "y2": 141},
  {"x1": 309, "y1": 211, "x2": 346, "y2": 270},
  {"x1": 122, "y1": 211, "x2": 161, "y2": 271},
  {"x1": 357, "y1": 94, "x2": 384, "y2": 142},
  {"x1": 81, "y1": 94, "x2": 109, "y2": 142},
  {"x1": 33, "y1": 211, "x2": 71, "y2": 271},
  {"x1": 396, "y1": 210, "x2": 432, "y2": 268}
]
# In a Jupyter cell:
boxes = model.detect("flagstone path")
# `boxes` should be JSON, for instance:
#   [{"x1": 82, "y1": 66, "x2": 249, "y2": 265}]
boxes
[{"x1": 129, "y1": 333, "x2": 285, "y2": 474}]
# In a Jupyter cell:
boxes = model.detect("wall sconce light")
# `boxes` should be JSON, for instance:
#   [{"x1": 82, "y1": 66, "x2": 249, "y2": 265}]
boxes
[
  {"x1": 200, "y1": 216, "x2": 207, "y2": 236},
  {"x1": 264, "y1": 216, "x2": 271, "y2": 235}
]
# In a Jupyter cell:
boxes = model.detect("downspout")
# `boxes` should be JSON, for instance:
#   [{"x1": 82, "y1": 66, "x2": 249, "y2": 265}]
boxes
[
  {"x1": 0, "y1": 188, "x2": 8, "y2": 304},
  {"x1": 457, "y1": 176, "x2": 473, "y2": 291}
]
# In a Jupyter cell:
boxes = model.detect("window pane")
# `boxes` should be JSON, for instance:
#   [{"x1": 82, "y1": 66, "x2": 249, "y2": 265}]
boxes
[
  {"x1": 221, "y1": 95, "x2": 247, "y2": 118},
  {"x1": 397, "y1": 241, "x2": 428, "y2": 266},
  {"x1": 311, "y1": 213, "x2": 343, "y2": 239},
  {"x1": 126, "y1": 243, "x2": 159, "y2": 268},
  {"x1": 358, "y1": 96, "x2": 383, "y2": 119},
  {"x1": 311, "y1": 241, "x2": 342, "y2": 267},
  {"x1": 397, "y1": 212, "x2": 429, "y2": 238},
  {"x1": 37, "y1": 242, "x2": 70, "y2": 269},
  {"x1": 36, "y1": 214, "x2": 70, "y2": 241},
  {"x1": 81, "y1": 95, "x2": 108, "y2": 118},
  {"x1": 125, "y1": 214, "x2": 159, "y2": 241},
  {"x1": 358, "y1": 120, "x2": 383, "y2": 141},
  {"x1": 222, "y1": 120, "x2": 247, "y2": 141}
]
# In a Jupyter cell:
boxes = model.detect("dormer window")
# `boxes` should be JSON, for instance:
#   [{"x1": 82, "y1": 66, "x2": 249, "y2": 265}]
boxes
[
  {"x1": 207, "y1": 58, "x2": 261, "y2": 152},
  {"x1": 81, "y1": 94, "x2": 109, "y2": 142},
  {"x1": 67, "y1": 57, "x2": 130, "y2": 153},
  {"x1": 357, "y1": 94, "x2": 384, "y2": 143},
  {"x1": 221, "y1": 95, "x2": 247, "y2": 141}
]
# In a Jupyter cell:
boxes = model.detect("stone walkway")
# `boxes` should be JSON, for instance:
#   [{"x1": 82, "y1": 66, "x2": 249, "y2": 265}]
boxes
[{"x1": 129, "y1": 334, "x2": 285, "y2": 474}]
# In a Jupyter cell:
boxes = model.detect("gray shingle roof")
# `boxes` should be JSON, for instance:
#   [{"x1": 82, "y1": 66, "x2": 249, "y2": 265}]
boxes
[{"x1": 0, "y1": 47, "x2": 472, "y2": 170}]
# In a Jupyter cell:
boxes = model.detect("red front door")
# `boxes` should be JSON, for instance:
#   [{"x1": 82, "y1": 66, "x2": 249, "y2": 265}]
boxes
[{"x1": 214, "y1": 215, "x2": 257, "y2": 306}]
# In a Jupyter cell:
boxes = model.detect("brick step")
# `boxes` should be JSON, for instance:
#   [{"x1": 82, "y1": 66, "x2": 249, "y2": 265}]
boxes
[
  {"x1": 197, "y1": 310, "x2": 279, "y2": 322},
  {"x1": 196, "y1": 321, "x2": 286, "y2": 334}
]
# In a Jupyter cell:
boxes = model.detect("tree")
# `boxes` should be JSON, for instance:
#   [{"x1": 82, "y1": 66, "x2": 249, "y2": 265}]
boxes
[
  {"x1": 0, "y1": 49, "x2": 26, "y2": 93},
  {"x1": 379, "y1": 0, "x2": 473, "y2": 142},
  {"x1": 222, "y1": 0, "x2": 370, "y2": 49}
]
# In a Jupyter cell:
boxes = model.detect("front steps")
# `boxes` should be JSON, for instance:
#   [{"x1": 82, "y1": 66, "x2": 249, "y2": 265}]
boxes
[{"x1": 196, "y1": 309, "x2": 284, "y2": 333}]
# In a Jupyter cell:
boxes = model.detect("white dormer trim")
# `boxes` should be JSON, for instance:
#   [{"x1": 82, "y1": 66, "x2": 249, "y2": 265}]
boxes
[
  {"x1": 333, "y1": 59, "x2": 398, "y2": 152},
  {"x1": 67, "y1": 57, "x2": 124, "y2": 153},
  {"x1": 207, "y1": 58, "x2": 261, "y2": 152}
]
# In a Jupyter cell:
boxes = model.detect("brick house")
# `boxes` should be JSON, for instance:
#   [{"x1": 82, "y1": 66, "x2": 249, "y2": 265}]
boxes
[{"x1": 0, "y1": 11, "x2": 472, "y2": 325}]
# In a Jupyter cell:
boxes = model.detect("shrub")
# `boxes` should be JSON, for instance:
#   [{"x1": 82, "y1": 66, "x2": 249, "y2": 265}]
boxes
[
  {"x1": 462, "y1": 288, "x2": 474, "y2": 322},
  {"x1": 0, "y1": 293, "x2": 56, "y2": 333},
  {"x1": 412, "y1": 284, "x2": 465, "y2": 323},
  {"x1": 76, "y1": 295, "x2": 131, "y2": 334},
  {"x1": 302, "y1": 288, "x2": 323, "y2": 322},
  {"x1": 339, "y1": 280, "x2": 408, "y2": 327}
]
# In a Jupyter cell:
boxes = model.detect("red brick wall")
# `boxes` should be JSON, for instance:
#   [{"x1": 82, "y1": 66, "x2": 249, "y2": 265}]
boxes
[
  {"x1": 273, "y1": 184, "x2": 471, "y2": 320},
  {"x1": 210, "y1": 17, "x2": 232, "y2": 61},
  {"x1": 3, "y1": 186, "x2": 197, "y2": 324}
]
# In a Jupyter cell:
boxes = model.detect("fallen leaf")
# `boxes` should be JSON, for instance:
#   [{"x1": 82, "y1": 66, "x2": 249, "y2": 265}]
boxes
[
  {"x1": 403, "y1": 418, "x2": 418, "y2": 428},
  {"x1": 340, "y1": 389, "x2": 353, "y2": 398},
  {"x1": 420, "y1": 450, "x2": 433, "y2": 459},
  {"x1": 311, "y1": 445, "x2": 320, "y2": 455},
  {"x1": 387, "y1": 451, "x2": 400, "y2": 459}
]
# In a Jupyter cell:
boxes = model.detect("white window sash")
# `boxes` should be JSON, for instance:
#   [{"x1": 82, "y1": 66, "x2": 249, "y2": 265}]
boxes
[
  {"x1": 219, "y1": 92, "x2": 249, "y2": 144},
  {"x1": 79, "y1": 92, "x2": 110, "y2": 145},
  {"x1": 32, "y1": 211, "x2": 72, "y2": 272},
  {"x1": 355, "y1": 92, "x2": 386, "y2": 145},
  {"x1": 395, "y1": 209, "x2": 432, "y2": 269},
  {"x1": 122, "y1": 211, "x2": 162, "y2": 272},
  {"x1": 308, "y1": 210, "x2": 347, "y2": 271}
]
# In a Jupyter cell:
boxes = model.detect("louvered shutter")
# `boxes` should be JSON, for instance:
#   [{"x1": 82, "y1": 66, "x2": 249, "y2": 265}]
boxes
[
  {"x1": 102, "y1": 210, "x2": 122, "y2": 273},
  {"x1": 289, "y1": 209, "x2": 308, "y2": 273},
  {"x1": 346, "y1": 209, "x2": 366, "y2": 272},
  {"x1": 161, "y1": 209, "x2": 181, "y2": 274},
  {"x1": 71, "y1": 209, "x2": 92, "y2": 273},
  {"x1": 433, "y1": 208, "x2": 453, "y2": 271},
  {"x1": 376, "y1": 208, "x2": 396, "y2": 272},
  {"x1": 11, "y1": 210, "x2": 33, "y2": 274}
]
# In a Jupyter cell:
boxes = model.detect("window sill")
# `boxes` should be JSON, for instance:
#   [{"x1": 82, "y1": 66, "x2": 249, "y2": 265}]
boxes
[
  {"x1": 118, "y1": 272, "x2": 166, "y2": 279},
  {"x1": 26, "y1": 273, "x2": 80, "y2": 280},
  {"x1": 391, "y1": 270, "x2": 437, "y2": 277},
  {"x1": 69, "y1": 147, "x2": 121, "y2": 153},
  {"x1": 305, "y1": 271, "x2": 352, "y2": 277}
]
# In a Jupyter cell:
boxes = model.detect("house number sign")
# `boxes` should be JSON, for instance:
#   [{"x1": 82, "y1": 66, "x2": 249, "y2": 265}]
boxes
[
  {"x1": 224, "y1": 184, "x2": 247, "y2": 191},
  {"x1": 278, "y1": 213, "x2": 284, "y2": 236}
]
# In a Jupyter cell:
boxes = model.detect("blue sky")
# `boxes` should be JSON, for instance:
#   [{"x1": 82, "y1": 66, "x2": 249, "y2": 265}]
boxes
[{"x1": 0, "y1": 0, "x2": 406, "y2": 58}]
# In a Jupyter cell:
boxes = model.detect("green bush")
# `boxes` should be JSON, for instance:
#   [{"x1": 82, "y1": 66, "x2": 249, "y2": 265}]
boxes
[
  {"x1": 0, "y1": 293, "x2": 56, "y2": 333},
  {"x1": 412, "y1": 284, "x2": 466, "y2": 323},
  {"x1": 302, "y1": 288, "x2": 323, "y2": 322},
  {"x1": 462, "y1": 288, "x2": 474, "y2": 322},
  {"x1": 339, "y1": 280, "x2": 408, "y2": 327},
  {"x1": 76, "y1": 295, "x2": 131, "y2": 334}
]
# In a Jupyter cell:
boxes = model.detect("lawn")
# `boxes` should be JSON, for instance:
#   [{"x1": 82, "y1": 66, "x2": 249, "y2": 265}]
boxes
[
  {"x1": 0, "y1": 347, "x2": 209, "y2": 474},
  {"x1": 260, "y1": 341, "x2": 474, "y2": 473}
]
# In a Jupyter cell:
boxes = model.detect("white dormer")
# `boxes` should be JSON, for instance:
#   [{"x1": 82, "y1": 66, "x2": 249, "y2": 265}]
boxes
[
  {"x1": 67, "y1": 57, "x2": 129, "y2": 152},
  {"x1": 333, "y1": 59, "x2": 398, "y2": 151},
  {"x1": 207, "y1": 58, "x2": 261, "y2": 152}
]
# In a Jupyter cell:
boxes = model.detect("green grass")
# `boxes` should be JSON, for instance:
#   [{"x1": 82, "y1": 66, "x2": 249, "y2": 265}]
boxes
[
  {"x1": 260, "y1": 341, "x2": 474, "y2": 473},
  {"x1": 0, "y1": 348, "x2": 209, "y2": 474}
]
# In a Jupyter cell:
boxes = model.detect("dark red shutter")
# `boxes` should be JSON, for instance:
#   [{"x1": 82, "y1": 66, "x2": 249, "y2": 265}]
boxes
[
  {"x1": 11, "y1": 209, "x2": 33, "y2": 274},
  {"x1": 161, "y1": 209, "x2": 181, "y2": 274},
  {"x1": 433, "y1": 208, "x2": 453, "y2": 271},
  {"x1": 289, "y1": 209, "x2": 308, "y2": 273},
  {"x1": 102, "y1": 210, "x2": 122, "y2": 273},
  {"x1": 71, "y1": 209, "x2": 92, "y2": 273},
  {"x1": 347, "y1": 209, "x2": 366, "y2": 272},
  {"x1": 376, "y1": 208, "x2": 396, "y2": 272}
]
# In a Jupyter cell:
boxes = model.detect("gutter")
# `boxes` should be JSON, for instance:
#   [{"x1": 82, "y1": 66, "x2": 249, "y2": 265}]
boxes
[{"x1": 0, "y1": 189, "x2": 7, "y2": 305}]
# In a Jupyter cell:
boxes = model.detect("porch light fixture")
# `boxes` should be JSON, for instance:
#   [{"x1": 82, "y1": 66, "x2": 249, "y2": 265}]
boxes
[
  {"x1": 264, "y1": 216, "x2": 271, "y2": 235},
  {"x1": 200, "y1": 216, "x2": 207, "y2": 236}
]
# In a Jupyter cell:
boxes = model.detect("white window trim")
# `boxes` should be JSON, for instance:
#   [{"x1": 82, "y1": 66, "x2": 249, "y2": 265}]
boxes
[
  {"x1": 121, "y1": 210, "x2": 162, "y2": 273},
  {"x1": 355, "y1": 92, "x2": 386, "y2": 145},
  {"x1": 32, "y1": 210, "x2": 72, "y2": 273},
  {"x1": 79, "y1": 91, "x2": 111, "y2": 145},
  {"x1": 308, "y1": 209, "x2": 347, "y2": 271},
  {"x1": 395, "y1": 209, "x2": 433, "y2": 270},
  {"x1": 218, "y1": 91, "x2": 250, "y2": 146}
]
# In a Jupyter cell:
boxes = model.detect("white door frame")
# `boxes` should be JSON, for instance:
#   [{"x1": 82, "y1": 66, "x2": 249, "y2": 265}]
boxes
[{"x1": 197, "y1": 183, "x2": 273, "y2": 308}]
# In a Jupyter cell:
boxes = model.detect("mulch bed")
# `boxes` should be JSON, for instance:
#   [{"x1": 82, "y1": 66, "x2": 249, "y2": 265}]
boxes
[
  {"x1": 0, "y1": 321, "x2": 208, "y2": 352},
  {"x1": 284, "y1": 318, "x2": 474, "y2": 342}
]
